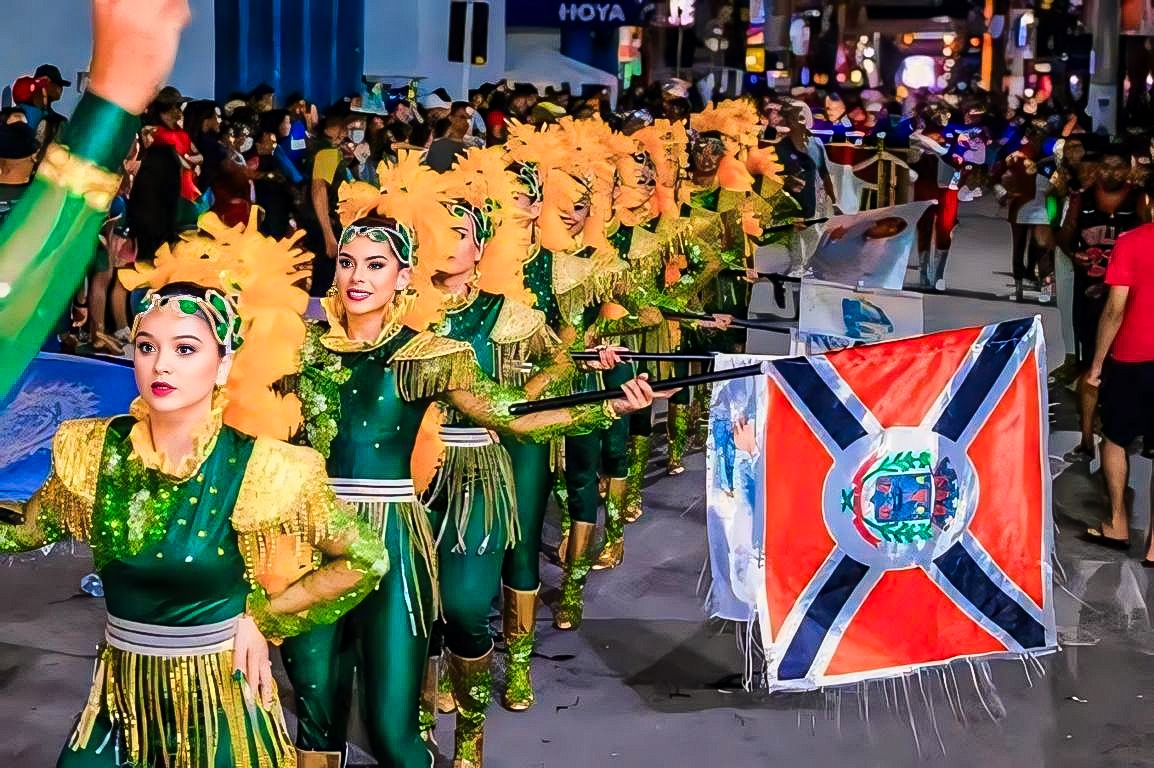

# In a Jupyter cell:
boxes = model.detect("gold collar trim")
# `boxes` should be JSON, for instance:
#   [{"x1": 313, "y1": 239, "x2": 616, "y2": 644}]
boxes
[
  {"x1": 128, "y1": 393, "x2": 225, "y2": 480},
  {"x1": 320, "y1": 294, "x2": 406, "y2": 353}
]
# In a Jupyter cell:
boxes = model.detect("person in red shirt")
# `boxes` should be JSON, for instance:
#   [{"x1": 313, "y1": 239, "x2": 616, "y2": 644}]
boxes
[{"x1": 1084, "y1": 222, "x2": 1154, "y2": 560}]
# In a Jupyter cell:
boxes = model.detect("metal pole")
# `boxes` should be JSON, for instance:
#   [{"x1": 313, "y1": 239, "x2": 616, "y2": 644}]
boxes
[
  {"x1": 460, "y1": 0, "x2": 474, "y2": 101},
  {"x1": 1088, "y1": 0, "x2": 1120, "y2": 133},
  {"x1": 676, "y1": 25, "x2": 685, "y2": 78}
]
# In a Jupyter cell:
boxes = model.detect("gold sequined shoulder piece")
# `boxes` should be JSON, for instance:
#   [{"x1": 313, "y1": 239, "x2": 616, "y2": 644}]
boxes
[
  {"x1": 491, "y1": 299, "x2": 548, "y2": 346},
  {"x1": 393, "y1": 332, "x2": 479, "y2": 401},
  {"x1": 231, "y1": 438, "x2": 338, "y2": 593},
  {"x1": 552, "y1": 251, "x2": 598, "y2": 298},
  {"x1": 51, "y1": 418, "x2": 112, "y2": 506}
]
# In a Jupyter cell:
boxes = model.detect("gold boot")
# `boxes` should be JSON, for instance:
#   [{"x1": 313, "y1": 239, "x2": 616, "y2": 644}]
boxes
[
  {"x1": 667, "y1": 403, "x2": 689, "y2": 475},
  {"x1": 419, "y1": 657, "x2": 439, "y2": 747},
  {"x1": 501, "y1": 585, "x2": 538, "y2": 711},
  {"x1": 447, "y1": 649, "x2": 494, "y2": 768},
  {"x1": 295, "y1": 750, "x2": 342, "y2": 768},
  {"x1": 623, "y1": 435, "x2": 652, "y2": 523},
  {"x1": 553, "y1": 520, "x2": 596, "y2": 630},
  {"x1": 593, "y1": 477, "x2": 626, "y2": 570}
]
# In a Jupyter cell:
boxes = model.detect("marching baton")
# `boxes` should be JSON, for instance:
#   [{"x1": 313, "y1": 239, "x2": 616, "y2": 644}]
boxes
[
  {"x1": 664, "y1": 310, "x2": 792, "y2": 335},
  {"x1": 569, "y1": 351, "x2": 716, "y2": 362},
  {"x1": 507, "y1": 364, "x2": 767, "y2": 416},
  {"x1": 758, "y1": 217, "x2": 830, "y2": 234}
]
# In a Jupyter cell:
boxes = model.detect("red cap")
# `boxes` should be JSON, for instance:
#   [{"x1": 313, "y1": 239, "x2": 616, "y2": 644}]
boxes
[
  {"x1": 12, "y1": 76, "x2": 49, "y2": 105},
  {"x1": 486, "y1": 110, "x2": 506, "y2": 132}
]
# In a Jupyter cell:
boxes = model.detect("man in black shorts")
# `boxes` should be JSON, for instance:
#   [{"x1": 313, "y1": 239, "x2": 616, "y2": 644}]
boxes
[{"x1": 1083, "y1": 219, "x2": 1154, "y2": 559}]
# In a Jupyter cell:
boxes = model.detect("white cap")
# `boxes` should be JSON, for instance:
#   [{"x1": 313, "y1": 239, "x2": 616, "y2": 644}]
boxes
[{"x1": 421, "y1": 93, "x2": 452, "y2": 111}]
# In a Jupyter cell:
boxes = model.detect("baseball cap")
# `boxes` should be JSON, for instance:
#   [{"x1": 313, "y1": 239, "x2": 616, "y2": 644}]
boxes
[
  {"x1": 34, "y1": 64, "x2": 70, "y2": 88},
  {"x1": 157, "y1": 86, "x2": 191, "y2": 105},
  {"x1": 12, "y1": 76, "x2": 50, "y2": 105}
]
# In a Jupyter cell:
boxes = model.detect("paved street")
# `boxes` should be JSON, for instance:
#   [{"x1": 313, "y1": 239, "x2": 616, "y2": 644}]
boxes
[{"x1": 4, "y1": 201, "x2": 1154, "y2": 767}]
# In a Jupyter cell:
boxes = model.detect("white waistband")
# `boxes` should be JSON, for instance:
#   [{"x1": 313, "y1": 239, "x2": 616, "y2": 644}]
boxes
[
  {"x1": 439, "y1": 427, "x2": 496, "y2": 447},
  {"x1": 105, "y1": 614, "x2": 238, "y2": 657},
  {"x1": 330, "y1": 477, "x2": 417, "y2": 503}
]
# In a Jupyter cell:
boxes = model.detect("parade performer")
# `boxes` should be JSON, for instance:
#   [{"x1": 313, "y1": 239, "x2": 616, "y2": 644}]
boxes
[
  {"x1": 0, "y1": 0, "x2": 190, "y2": 398},
  {"x1": 909, "y1": 104, "x2": 970, "y2": 292},
  {"x1": 282, "y1": 151, "x2": 661, "y2": 768},
  {"x1": 0, "y1": 213, "x2": 388, "y2": 768}
]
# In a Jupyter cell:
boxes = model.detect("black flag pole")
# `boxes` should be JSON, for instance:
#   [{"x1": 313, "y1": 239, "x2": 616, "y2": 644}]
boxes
[
  {"x1": 507, "y1": 364, "x2": 766, "y2": 416},
  {"x1": 663, "y1": 310, "x2": 792, "y2": 334}
]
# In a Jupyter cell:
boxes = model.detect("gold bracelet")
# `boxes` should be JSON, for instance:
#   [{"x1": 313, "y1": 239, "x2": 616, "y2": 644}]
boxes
[{"x1": 36, "y1": 144, "x2": 121, "y2": 211}]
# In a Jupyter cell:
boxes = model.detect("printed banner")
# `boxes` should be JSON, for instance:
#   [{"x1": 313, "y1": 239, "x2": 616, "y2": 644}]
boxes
[
  {"x1": 0, "y1": 353, "x2": 136, "y2": 502},
  {"x1": 705, "y1": 354, "x2": 776, "y2": 623},
  {"x1": 808, "y1": 201, "x2": 934, "y2": 290},
  {"x1": 792, "y1": 280, "x2": 925, "y2": 354},
  {"x1": 706, "y1": 318, "x2": 1056, "y2": 690}
]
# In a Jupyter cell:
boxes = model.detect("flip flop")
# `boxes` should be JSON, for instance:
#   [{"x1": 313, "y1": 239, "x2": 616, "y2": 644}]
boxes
[{"x1": 1079, "y1": 529, "x2": 1129, "y2": 552}]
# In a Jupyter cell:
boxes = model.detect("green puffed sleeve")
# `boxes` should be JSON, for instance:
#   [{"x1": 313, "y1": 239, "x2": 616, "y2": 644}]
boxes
[{"x1": 0, "y1": 93, "x2": 139, "y2": 399}]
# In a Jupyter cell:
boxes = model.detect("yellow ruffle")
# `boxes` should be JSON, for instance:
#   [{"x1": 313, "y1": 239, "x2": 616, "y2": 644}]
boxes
[
  {"x1": 127, "y1": 394, "x2": 224, "y2": 481},
  {"x1": 318, "y1": 293, "x2": 406, "y2": 353}
]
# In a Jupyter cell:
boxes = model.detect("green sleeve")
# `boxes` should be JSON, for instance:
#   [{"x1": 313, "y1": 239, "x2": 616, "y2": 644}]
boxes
[
  {"x1": 0, "y1": 93, "x2": 138, "y2": 399},
  {"x1": 0, "y1": 486, "x2": 71, "y2": 554}
]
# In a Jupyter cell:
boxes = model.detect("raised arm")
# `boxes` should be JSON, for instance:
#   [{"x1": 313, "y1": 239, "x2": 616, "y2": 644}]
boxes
[{"x1": 0, "y1": 0, "x2": 190, "y2": 398}]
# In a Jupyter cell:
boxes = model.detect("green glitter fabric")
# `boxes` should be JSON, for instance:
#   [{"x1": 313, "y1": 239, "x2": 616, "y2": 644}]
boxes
[
  {"x1": 503, "y1": 631, "x2": 535, "y2": 706},
  {"x1": 447, "y1": 651, "x2": 493, "y2": 765},
  {"x1": 298, "y1": 322, "x2": 352, "y2": 458}
]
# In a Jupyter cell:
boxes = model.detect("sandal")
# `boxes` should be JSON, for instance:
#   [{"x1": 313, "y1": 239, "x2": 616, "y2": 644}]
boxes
[{"x1": 1079, "y1": 528, "x2": 1129, "y2": 552}]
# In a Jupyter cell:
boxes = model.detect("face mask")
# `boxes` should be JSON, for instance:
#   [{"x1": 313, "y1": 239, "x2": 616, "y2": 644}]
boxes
[
  {"x1": 239, "y1": 137, "x2": 254, "y2": 153},
  {"x1": 349, "y1": 129, "x2": 366, "y2": 144}
]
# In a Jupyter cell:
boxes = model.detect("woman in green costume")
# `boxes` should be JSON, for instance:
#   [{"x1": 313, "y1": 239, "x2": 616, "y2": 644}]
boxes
[
  {"x1": 0, "y1": 0, "x2": 191, "y2": 398},
  {"x1": 0, "y1": 251, "x2": 387, "y2": 767},
  {"x1": 283, "y1": 157, "x2": 661, "y2": 768}
]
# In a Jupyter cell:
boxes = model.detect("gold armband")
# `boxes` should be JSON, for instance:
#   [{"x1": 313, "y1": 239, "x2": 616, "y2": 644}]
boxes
[{"x1": 36, "y1": 144, "x2": 121, "y2": 211}]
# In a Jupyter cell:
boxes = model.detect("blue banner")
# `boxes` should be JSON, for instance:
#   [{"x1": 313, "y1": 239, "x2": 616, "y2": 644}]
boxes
[
  {"x1": 507, "y1": 0, "x2": 655, "y2": 27},
  {"x1": 0, "y1": 354, "x2": 136, "y2": 502}
]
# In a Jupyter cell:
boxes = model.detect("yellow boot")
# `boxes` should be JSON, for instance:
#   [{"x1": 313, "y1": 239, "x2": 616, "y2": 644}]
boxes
[
  {"x1": 501, "y1": 585, "x2": 538, "y2": 711},
  {"x1": 447, "y1": 649, "x2": 494, "y2": 768},
  {"x1": 553, "y1": 521, "x2": 596, "y2": 630},
  {"x1": 295, "y1": 750, "x2": 342, "y2": 768}
]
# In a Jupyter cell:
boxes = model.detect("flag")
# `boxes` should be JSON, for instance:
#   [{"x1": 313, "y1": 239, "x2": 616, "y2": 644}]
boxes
[
  {"x1": 759, "y1": 317, "x2": 1054, "y2": 690},
  {"x1": 0, "y1": 353, "x2": 137, "y2": 501}
]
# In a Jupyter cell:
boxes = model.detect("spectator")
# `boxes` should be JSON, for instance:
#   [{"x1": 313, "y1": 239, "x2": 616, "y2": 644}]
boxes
[
  {"x1": 211, "y1": 116, "x2": 257, "y2": 228},
  {"x1": 468, "y1": 88, "x2": 488, "y2": 141},
  {"x1": 776, "y1": 100, "x2": 841, "y2": 275},
  {"x1": 1083, "y1": 220, "x2": 1154, "y2": 559},
  {"x1": 149, "y1": 89, "x2": 202, "y2": 228},
  {"x1": 249, "y1": 83, "x2": 276, "y2": 112},
  {"x1": 128, "y1": 126, "x2": 183, "y2": 264},
  {"x1": 249, "y1": 127, "x2": 295, "y2": 238},
  {"x1": 308, "y1": 112, "x2": 352, "y2": 295},
  {"x1": 284, "y1": 92, "x2": 312, "y2": 170},
  {"x1": 422, "y1": 92, "x2": 452, "y2": 125},
  {"x1": 1057, "y1": 145, "x2": 1149, "y2": 457},
  {"x1": 32, "y1": 64, "x2": 70, "y2": 150},
  {"x1": 344, "y1": 113, "x2": 375, "y2": 181},
  {"x1": 424, "y1": 102, "x2": 471, "y2": 172},
  {"x1": 185, "y1": 99, "x2": 225, "y2": 191},
  {"x1": 0, "y1": 111, "x2": 39, "y2": 224}
]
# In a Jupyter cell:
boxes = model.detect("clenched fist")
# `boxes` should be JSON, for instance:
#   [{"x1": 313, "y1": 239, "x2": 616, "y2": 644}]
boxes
[{"x1": 89, "y1": 0, "x2": 191, "y2": 114}]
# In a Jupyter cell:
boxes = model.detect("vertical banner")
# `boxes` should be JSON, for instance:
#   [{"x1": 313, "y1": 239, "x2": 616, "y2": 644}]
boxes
[
  {"x1": 705, "y1": 354, "x2": 775, "y2": 623},
  {"x1": 0, "y1": 354, "x2": 136, "y2": 501},
  {"x1": 808, "y1": 201, "x2": 934, "y2": 290}
]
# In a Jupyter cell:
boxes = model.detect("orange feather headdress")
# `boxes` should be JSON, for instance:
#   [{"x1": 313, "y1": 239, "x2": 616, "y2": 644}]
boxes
[{"x1": 119, "y1": 210, "x2": 313, "y2": 441}]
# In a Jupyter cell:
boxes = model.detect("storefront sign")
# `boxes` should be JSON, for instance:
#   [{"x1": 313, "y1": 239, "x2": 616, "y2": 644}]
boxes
[{"x1": 507, "y1": 0, "x2": 654, "y2": 27}]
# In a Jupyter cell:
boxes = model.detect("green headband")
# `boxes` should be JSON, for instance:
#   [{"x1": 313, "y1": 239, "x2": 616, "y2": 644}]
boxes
[
  {"x1": 340, "y1": 222, "x2": 416, "y2": 266},
  {"x1": 448, "y1": 200, "x2": 497, "y2": 246},
  {"x1": 133, "y1": 289, "x2": 244, "y2": 353},
  {"x1": 514, "y1": 162, "x2": 543, "y2": 204}
]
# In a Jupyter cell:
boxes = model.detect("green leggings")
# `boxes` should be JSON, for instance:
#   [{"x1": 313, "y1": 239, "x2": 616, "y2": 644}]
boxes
[
  {"x1": 57, "y1": 707, "x2": 287, "y2": 767},
  {"x1": 281, "y1": 505, "x2": 435, "y2": 767},
  {"x1": 428, "y1": 459, "x2": 514, "y2": 659},
  {"x1": 501, "y1": 438, "x2": 553, "y2": 591},
  {"x1": 564, "y1": 365, "x2": 633, "y2": 525}
]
